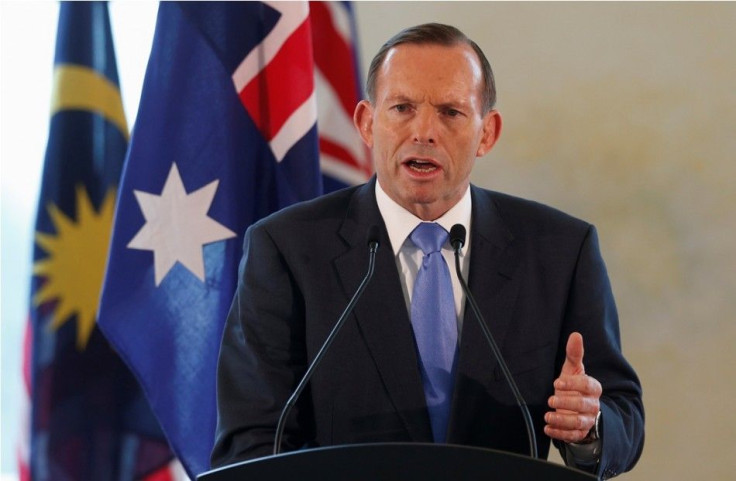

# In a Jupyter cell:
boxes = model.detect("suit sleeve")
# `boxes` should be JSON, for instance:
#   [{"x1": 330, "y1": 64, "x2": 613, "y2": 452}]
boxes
[
  {"x1": 555, "y1": 225, "x2": 645, "y2": 479},
  {"x1": 210, "y1": 222, "x2": 314, "y2": 467}
]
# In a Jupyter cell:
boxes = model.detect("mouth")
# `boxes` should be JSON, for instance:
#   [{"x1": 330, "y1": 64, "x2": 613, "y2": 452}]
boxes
[{"x1": 404, "y1": 157, "x2": 440, "y2": 174}]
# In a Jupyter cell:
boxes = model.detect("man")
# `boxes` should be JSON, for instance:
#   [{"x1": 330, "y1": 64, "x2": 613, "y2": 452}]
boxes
[{"x1": 212, "y1": 24, "x2": 644, "y2": 479}]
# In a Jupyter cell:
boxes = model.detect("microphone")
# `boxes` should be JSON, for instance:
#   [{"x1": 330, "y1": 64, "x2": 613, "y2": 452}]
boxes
[
  {"x1": 273, "y1": 225, "x2": 381, "y2": 455},
  {"x1": 449, "y1": 224, "x2": 538, "y2": 459}
]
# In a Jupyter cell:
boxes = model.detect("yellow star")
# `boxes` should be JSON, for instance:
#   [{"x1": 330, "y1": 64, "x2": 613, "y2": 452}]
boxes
[{"x1": 33, "y1": 185, "x2": 116, "y2": 350}]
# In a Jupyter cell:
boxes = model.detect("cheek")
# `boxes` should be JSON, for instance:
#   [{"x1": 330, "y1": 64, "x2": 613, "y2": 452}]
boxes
[
  {"x1": 448, "y1": 135, "x2": 482, "y2": 167},
  {"x1": 370, "y1": 139, "x2": 393, "y2": 176},
  {"x1": 373, "y1": 127, "x2": 403, "y2": 157},
  {"x1": 450, "y1": 158, "x2": 475, "y2": 182}
]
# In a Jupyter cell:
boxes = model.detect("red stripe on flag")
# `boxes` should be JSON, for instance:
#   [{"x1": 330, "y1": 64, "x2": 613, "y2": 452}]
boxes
[
  {"x1": 142, "y1": 463, "x2": 174, "y2": 481},
  {"x1": 240, "y1": 18, "x2": 314, "y2": 141},
  {"x1": 310, "y1": 2, "x2": 360, "y2": 114},
  {"x1": 18, "y1": 319, "x2": 32, "y2": 481},
  {"x1": 18, "y1": 450, "x2": 30, "y2": 481},
  {"x1": 319, "y1": 137, "x2": 372, "y2": 177}
]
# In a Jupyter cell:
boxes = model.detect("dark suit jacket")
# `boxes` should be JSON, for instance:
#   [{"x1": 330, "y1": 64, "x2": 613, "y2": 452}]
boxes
[{"x1": 212, "y1": 179, "x2": 644, "y2": 479}]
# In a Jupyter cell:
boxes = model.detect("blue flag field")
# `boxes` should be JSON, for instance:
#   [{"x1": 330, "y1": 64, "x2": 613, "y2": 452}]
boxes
[{"x1": 98, "y1": 2, "x2": 367, "y2": 476}]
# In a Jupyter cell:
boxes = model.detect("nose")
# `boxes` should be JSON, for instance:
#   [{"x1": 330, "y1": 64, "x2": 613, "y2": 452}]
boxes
[{"x1": 412, "y1": 108, "x2": 436, "y2": 146}]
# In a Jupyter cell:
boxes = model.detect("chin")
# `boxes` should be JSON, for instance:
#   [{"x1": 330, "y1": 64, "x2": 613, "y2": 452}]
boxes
[{"x1": 403, "y1": 187, "x2": 438, "y2": 205}]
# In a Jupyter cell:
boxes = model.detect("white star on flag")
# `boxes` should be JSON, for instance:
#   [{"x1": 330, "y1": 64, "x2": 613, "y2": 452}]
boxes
[{"x1": 127, "y1": 163, "x2": 236, "y2": 286}]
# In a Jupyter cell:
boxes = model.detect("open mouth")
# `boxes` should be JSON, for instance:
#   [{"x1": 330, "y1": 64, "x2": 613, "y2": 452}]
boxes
[{"x1": 406, "y1": 159, "x2": 439, "y2": 173}]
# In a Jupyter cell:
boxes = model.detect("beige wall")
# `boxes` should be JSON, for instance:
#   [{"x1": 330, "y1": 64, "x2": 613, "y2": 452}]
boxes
[{"x1": 354, "y1": 3, "x2": 736, "y2": 479}]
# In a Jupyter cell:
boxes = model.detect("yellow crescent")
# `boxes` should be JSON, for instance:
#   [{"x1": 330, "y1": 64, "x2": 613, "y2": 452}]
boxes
[{"x1": 51, "y1": 64, "x2": 129, "y2": 140}]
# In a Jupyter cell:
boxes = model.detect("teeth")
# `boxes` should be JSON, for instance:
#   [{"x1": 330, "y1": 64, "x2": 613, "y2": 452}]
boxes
[{"x1": 408, "y1": 160, "x2": 436, "y2": 172}]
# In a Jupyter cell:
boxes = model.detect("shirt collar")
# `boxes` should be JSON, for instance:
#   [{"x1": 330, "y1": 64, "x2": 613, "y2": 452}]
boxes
[{"x1": 375, "y1": 179, "x2": 472, "y2": 256}]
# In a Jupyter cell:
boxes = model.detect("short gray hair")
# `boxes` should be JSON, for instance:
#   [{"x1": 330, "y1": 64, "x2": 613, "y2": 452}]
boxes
[{"x1": 365, "y1": 23, "x2": 497, "y2": 113}]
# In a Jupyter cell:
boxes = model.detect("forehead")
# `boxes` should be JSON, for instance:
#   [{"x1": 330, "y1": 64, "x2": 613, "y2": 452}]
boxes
[{"x1": 375, "y1": 43, "x2": 483, "y2": 101}]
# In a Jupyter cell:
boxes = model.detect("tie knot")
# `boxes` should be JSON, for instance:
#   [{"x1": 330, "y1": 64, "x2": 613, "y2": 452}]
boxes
[{"x1": 410, "y1": 222, "x2": 448, "y2": 255}]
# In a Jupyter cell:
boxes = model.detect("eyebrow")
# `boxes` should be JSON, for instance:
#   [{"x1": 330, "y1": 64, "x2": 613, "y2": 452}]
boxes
[
  {"x1": 386, "y1": 96, "x2": 473, "y2": 115},
  {"x1": 384, "y1": 92, "x2": 471, "y2": 107},
  {"x1": 383, "y1": 93, "x2": 414, "y2": 104}
]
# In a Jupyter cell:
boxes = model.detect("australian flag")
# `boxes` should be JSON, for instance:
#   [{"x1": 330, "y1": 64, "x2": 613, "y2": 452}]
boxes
[
  {"x1": 24, "y1": 2, "x2": 176, "y2": 480},
  {"x1": 97, "y1": 2, "x2": 369, "y2": 477}
]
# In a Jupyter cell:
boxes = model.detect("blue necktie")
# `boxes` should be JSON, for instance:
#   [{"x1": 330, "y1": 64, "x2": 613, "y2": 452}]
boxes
[{"x1": 410, "y1": 222, "x2": 458, "y2": 443}]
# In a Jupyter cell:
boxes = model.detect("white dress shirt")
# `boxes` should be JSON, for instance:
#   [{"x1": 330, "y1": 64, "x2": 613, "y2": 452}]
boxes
[{"x1": 375, "y1": 179, "x2": 471, "y2": 339}]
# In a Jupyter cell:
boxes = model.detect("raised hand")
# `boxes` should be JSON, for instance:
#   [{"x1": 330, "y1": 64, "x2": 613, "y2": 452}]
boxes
[{"x1": 544, "y1": 332, "x2": 602, "y2": 443}]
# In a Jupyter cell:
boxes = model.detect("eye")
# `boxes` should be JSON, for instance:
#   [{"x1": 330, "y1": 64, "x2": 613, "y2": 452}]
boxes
[
  {"x1": 392, "y1": 103, "x2": 411, "y2": 113},
  {"x1": 443, "y1": 108, "x2": 462, "y2": 118}
]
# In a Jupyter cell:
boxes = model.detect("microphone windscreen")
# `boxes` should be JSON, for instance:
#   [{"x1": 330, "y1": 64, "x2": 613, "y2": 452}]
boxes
[
  {"x1": 450, "y1": 224, "x2": 466, "y2": 249},
  {"x1": 366, "y1": 224, "x2": 380, "y2": 248}
]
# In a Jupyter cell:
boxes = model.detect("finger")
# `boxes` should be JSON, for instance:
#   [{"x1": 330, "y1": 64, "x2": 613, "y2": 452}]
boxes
[
  {"x1": 544, "y1": 410, "x2": 597, "y2": 434},
  {"x1": 543, "y1": 424, "x2": 590, "y2": 444},
  {"x1": 554, "y1": 374, "x2": 603, "y2": 396},
  {"x1": 561, "y1": 332, "x2": 585, "y2": 376},
  {"x1": 548, "y1": 392, "x2": 600, "y2": 415}
]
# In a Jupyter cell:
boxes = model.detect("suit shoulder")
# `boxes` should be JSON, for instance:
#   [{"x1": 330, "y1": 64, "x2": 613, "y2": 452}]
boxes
[
  {"x1": 253, "y1": 184, "x2": 362, "y2": 229},
  {"x1": 475, "y1": 187, "x2": 592, "y2": 236}
]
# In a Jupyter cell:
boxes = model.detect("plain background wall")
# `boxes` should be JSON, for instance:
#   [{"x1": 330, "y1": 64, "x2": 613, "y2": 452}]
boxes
[
  {"x1": 353, "y1": 2, "x2": 736, "y2": 479},
  {"x1": 2, "y1": 2, "x2": 734, "y2": 480}
]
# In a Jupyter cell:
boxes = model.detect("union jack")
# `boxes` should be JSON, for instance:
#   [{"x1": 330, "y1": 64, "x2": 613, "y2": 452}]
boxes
[
  {"x1": 234, "y1": 1, "x2": 369, "y2": 187},
  {"x1": 310, "y1": 1, "x2": 372, "y2": 187}
]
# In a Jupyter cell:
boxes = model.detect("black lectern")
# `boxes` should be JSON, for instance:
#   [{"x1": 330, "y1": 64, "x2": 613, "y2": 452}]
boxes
[{"x1": 198, "y1": 443, "x2": 597, "y2": 480}]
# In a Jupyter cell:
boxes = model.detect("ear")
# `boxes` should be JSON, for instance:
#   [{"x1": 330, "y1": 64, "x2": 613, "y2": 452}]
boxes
[
  {"x1": 475, "y1": 109, "x2": 502, "y2": 157},
  {"x1": 353, "y1": 100, "x2": 374, "y2": 148}
]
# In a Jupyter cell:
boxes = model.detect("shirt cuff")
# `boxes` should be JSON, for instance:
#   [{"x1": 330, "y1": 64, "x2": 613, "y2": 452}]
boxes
[{"x1": 565, "y1": 439, "x2": 601, "y2": 470}]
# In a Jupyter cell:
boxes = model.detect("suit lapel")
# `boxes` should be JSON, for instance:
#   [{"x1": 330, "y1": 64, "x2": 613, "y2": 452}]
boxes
[
  {"x1": 448, "y1": 186, "x2": 522, "y2": 439},
  {"x1": 333, "y1": 179, "x2": 432, "y2": 442}
]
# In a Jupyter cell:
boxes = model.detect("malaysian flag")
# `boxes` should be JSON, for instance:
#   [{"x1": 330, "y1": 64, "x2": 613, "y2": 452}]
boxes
[
  {"x1": 23, "y1": 2, "x2": 177, "y2": 480},
  {"x1": 97, "y1": 2, "x2": 368, "y2": 478}
]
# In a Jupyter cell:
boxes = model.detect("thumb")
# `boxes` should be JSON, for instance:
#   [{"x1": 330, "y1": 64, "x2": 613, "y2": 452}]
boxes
[{"x1": 561, "y1": 332, "x2": 585, "y2": 375}]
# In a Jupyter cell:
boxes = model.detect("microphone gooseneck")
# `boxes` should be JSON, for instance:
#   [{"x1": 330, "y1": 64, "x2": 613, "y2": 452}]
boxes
[
  {"x1": 450, "y1": 224, "x2": 539, "y2": 459},
  {"x1": 273, "y1": 225, "x2": 381, "y2": 455}
]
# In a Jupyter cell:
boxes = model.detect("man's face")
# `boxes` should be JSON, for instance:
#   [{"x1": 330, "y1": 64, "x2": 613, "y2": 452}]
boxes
[{"x1": 354, "y1": 43, "x2": 501, "y2": 221}]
